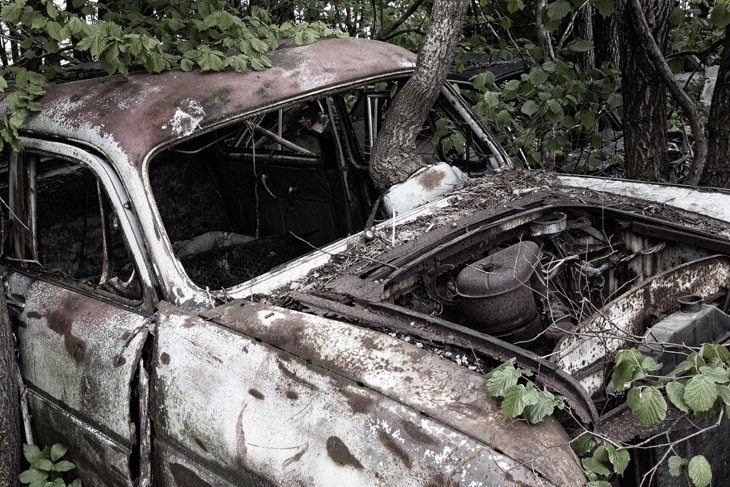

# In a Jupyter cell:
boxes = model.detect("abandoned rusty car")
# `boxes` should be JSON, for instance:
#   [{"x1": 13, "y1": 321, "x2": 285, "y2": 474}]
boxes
[{"x1": 3, "y1": 37, "x2": 730, "y2": 487}]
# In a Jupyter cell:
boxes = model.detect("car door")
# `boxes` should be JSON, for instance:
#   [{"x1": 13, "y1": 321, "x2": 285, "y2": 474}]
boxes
[{"x1": 2, "y1": 144, "x2": 154, "y2": 487}]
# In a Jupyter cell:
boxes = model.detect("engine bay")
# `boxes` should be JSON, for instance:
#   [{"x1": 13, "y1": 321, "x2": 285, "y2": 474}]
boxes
[{"x1": 292, "y1": 190, "x2": 730, "y2": 423}]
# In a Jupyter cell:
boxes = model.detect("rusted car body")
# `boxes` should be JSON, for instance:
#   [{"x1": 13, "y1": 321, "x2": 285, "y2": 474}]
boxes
[{"x1": 2, "y1": 37, "x2": 730, "y2": 487}]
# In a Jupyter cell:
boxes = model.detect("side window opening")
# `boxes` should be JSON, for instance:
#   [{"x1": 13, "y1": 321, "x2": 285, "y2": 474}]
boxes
[
  {"x1": 149, "y1": 78, "x2": 502, "y2": 293},
  {"x1": 10, "y1": 154, "x2": 142, "y2": 302}
]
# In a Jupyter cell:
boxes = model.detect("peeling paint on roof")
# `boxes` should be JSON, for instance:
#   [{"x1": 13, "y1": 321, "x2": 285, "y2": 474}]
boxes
[{"x1": 3, "y1": 38, "x2": 416, "y2": 169}]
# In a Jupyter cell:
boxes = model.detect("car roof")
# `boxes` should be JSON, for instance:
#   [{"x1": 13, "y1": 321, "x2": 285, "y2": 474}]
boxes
[{"x1": 5, "y1": 38, "x2": 416, "y2": 167}]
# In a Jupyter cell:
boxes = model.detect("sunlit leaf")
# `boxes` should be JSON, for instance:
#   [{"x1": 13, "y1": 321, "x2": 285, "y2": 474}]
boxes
[{"x1": 627, "y1": 386, "x2": 667, "y2": 425}]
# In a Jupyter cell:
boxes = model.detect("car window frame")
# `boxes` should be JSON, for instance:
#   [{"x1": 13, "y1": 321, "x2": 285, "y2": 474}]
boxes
[{"x1": 6, "y1": 138, "x2": 157, "y2": 313}]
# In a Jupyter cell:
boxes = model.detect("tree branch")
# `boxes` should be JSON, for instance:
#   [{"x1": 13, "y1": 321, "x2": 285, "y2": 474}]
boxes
[
  {"x1": 375, "y1": 0, "x2": 426, "y2": 41},
  {"x1": 627, "y1": 0, "x2": 708, "y2": 185}
]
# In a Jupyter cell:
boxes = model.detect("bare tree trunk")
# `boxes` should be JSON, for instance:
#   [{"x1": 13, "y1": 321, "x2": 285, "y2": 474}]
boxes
[
  {"x1": 699, "y1": 27, "x2": 730, "y2": 188},
  {"x1": 0, "y1": 290, "x2": 21, "y2": 487},
  {"x1": 625, "y1": 0, "x2": 708, "y2": 184},
  {"x1": 369, "y1": 0, "x2": 469, "y2": 191},
  {"x1": 535, "y1": 0, "x2": 556, "y2": 170},
  {"x1": 620, "y1": 0, "x2": 673, "y2": 181},
  {"x1": 535, "y1": 0, "x2": 555, "y2": 61},
  {"x1": 594, "y1": 3, "x2": 620, "y2": 68},
  {"x1": 576, "y1": 4, "x2": 595, "y2": 70}
]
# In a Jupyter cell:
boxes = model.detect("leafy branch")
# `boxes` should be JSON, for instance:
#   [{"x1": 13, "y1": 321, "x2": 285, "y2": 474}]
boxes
[
  {"x1": 486, "y1": 342, "x2": 730, "y2": 486},
  {"x1": 18, "y1": 443, "x2": 80, "y2": 487},
  {"x1": 0, "y1": 0, "x2": 347, "y2": 152}
]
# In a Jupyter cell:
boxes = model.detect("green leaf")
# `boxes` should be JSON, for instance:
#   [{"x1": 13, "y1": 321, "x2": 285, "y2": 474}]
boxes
[
  {"x1": 50, "y1": 444, "x2": 67, "y2": 463},
  {"x1": 487, "y1": 362, "x2": 520, "y2": 397},
  {"x1": 180, "y1": 58, "x2": 194, "y2": 72},
  {"x1": 590, "y1": 0, "x2": 614, "y2": 18},
  {"x1": 570, "y1": 433, "x2": 596, "y2": 456},
  {"x1": 23, "y1": 445, "x2": 43, "y2": 464},
  {"x1": 627, "y1": 386, "x2": 667, "y2": 425},
  {"x1": 605, "y1": 443, "x2": 630, "y2": 476},
  {"x1": 0, "y1": 77, "x2": 7, "y2": 92},
  {"x1": 688, "y1": 455, "x2": 712, "y2": 487},
  {"x1": 90, "y1": 35, "x2": 108, "y2": 58},
  {"x1": 46, "y1": 21, "x2": 65, "y2": 42},
  {"x1": 1, "y1": 1, "x2": 25, "y2": 25},
  {"x1": 666, "y1": 381, "x2": 690, "y2": 412},
  {"x1": 711, "y1": 4, "x2": 730, "y2": 28},
  {"x1": 668, "y1": 7, "x2": 686, "y2": 26},
  {"x1": 31, "y1": 459, "x2": 53, "y2": 471},
  {"x1": 249, "y1": 58, "x2": 265, "y2": 71},
  {"x1": 31, "y1": 15, "x2": 48, "y2": 30},
  {"x1": 229, "y1": 55, "x2": 249, "y2": 73},
  {"x1": 582, "y1": 456, "x2": 611, "y2": 476},
  {"x1": 685, "y1": 374, "x2": 718, "y2": 412},
  {"x1": 503, "y1": 79, "x2": 520, "y2": 93},
  {"x1": 567, "y1": 39, "x2": 594, "y2": 53},
  {"x1": 495, "y1": 109, "x2": 512, "y2": 128},
  {"x1": 472, "y1": 71, "x2": 495, "y2": 91},
  {"x1": 521, "y1": 100, "x2": 539, "y2": 116},
  {"x1": 502, "y1": 384, "x2": 529, "y2": 418},
  {"x1": 18, "y1": 468, "x2": 48, "y2": 483},
  {"x1": 580, "y1": 111, "x2": 595, "y2": 130},
  {"x1": 699, "y1": 365, "x2": 729, "y2": 383},
  {"x1": 669, "y1": 455, "x2": 689, "y2": 477},
  {"x1": 506, "y1": 0, "x2": 524, "y2": 14},
  {"x1": 700, "y1": 344, "x2": 730, "y2": 364},
  {"x1": 546, "y1": 0, "x2": 572, "y2": 21},
  {"x1": 612, "y1": 349, "x2": 643, "y2": 390},
  {"x1": 716, "y1": 384, "x2": 730, "y2": 406},
  {"x1": 585, "y1": 482, "x2": 612, "y2": 487},
  {"x1": 528, "y1": 67, "x2": 548, "y2": 86},
  {"x1": 52, "y1": 460, "x2": 76, "y2": 473},
  {"x1": 642, "y1": 356, "x2": 663, "y2": 372},
  {"x1": 669, "y1": 58, "x2": 684, "y2": 74},
  {"x1": 67, "y1": 16, "x2": 86, "y2": 37},
  {"x1": 483, "y1": 91, "x2": 500, "y2": 108},
  {"x1": 46, "y1": 1, "x2": 59, "y2": 19},
  {"x1": 524, "y1": 394, "x2": 558, "y2": 424},
  {"x1": 607, "y1": 92, "x2": 622, "y2": 110},
  {"x1": 250, "y1": 38, "x2": 268, "y2": 54}
]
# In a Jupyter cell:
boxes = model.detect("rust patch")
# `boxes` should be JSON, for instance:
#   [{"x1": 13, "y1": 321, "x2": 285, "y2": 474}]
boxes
[
  {"x1": 36, "y1": 297, "x2": 88, "y2": 363},
  {"x1": 236, "y1": 406, "x2": 247, "y2": 463},
  {"x1": 400, "y1": 419, "x2": 438, "y2": 446},
  {"x1": 326, "y1": 436, "x2": 363, "y2": 470},
  {"x1": 248, "y1": 389, "x2": 264, "y2": 400},
  {"x1": 194, "y1": 438, "x2": 209, "y2": 453},
  {"x1": 121, "y1": 331, "x2": 131, "y2": 341},
  {"x1": 285, "y1": 391, "x2": 298, "y2": 400},
  {"x1": 160, "y1": 352, "x2": 170, "y2": 365},
  {"x1": 27, "y1": 311, "x2": 42, "y2": 319},
  {"x1": 282, "y1": 444, "x2": 309, "y2": 469},
  {"x1": 414, "y1": 168, "x2": 447, "y2": 191},
  {"x1": 277, "y1": 361, "x2": 319, "y2": 391},
  {"x1": 169, "y1": 463, "x2": 212, "y2": 487},
  {"x1": 341, "y1": 387, "x2": 375, "y2": 414},
  {"x1": 113, "y1": 355, "x2": 126, "y2": 367},
  {"x1": 377, "y1": 430, "x2": 412, "y2": 469},
  {"x1": 182, "y1": 317, "x2": 197, "y2": 328}
]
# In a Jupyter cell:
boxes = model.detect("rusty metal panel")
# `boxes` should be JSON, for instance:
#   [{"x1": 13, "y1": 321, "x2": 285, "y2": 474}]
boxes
[
  {"x1": 153, "y1": 301, "x2": 585, "y2": 486},
  {"x1": 11, "y1": 39, "x2": 415, "y2": 169},
  {"x1": 26, "y1": 391, "x2": 133, "y2": 487},
  {"x1": 556, "y1": 255, "x2": 730, "y2": 395},
  {"x1": 15, "y1": 276, "x2": 149, "y2": 440}
]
